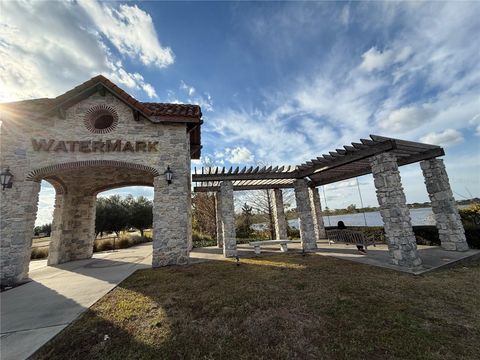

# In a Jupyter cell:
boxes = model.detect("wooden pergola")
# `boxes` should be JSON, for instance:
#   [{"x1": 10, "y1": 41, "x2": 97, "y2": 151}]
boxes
[{"x1": 192, "y1": 134, "x2": 444, "y2": 191}]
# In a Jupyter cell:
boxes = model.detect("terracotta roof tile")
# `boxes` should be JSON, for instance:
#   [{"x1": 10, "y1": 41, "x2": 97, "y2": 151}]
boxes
[{"x1": 142, "y1": 102, "x2": 202, "y2": 118}]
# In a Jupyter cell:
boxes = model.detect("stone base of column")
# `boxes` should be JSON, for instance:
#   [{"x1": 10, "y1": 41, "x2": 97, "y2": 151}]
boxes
[
  {"x1": 152, "y1": 249, "x2": 189, "y2": 267},
  {"x1": 223, "y1": 245, "x2": 237, "y2": 258}
]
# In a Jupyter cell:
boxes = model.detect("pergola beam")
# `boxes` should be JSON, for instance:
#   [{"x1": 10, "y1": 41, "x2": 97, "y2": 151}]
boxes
[
  {"x1": 192, "y1": 135, "x2": 444, "y2": 192},
  {"x1": 194, "y1": 182, "x2": 294, "y2": 192},
  {"x1": 296, "y1": 139, "x2": 396, "y2": 178}
]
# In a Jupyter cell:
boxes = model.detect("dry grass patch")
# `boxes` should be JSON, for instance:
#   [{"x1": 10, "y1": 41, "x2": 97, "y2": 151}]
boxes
[{"x1": 33, "y1": 254, "x2": 480, "y2": 360}]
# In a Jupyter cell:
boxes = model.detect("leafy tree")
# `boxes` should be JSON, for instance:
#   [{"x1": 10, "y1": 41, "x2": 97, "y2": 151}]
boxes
[
  {"x1": 95, "y1": 195, "x2": 129, "y2": 249},
  {"x1": 34, "y1": 223, "x2": 51, "y2": 236},
  {"x1": 124, "y1": 195, "x2": 153, "y2": 237},
  {"x1": 346, "y1": 204, "x2": 357, "y2": 213},
  {"x1": 236, "y1": 203, "x2": 254, "y2": 238},
  {"x1": 95, "y1": 197, "x2": 108, "y2": 238}
]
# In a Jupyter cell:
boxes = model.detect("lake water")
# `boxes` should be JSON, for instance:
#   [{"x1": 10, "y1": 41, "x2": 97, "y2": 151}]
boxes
[
  {"x1": 286, "y1": 207, "x2": 437, "y2": 229},
  {"x1": 251, "y1": 207, "x2": 437, "y2": 230}
]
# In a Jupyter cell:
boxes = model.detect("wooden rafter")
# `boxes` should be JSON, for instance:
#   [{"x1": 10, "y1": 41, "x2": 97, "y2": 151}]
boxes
[{"x1": 192, "y1": 135, "x2": 444, "y2": 192}]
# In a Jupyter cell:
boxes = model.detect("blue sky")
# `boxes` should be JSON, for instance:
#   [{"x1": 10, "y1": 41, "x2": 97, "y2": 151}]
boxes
[{"x1": 1, "y1": 1, "x2": 479, "y2": 225}]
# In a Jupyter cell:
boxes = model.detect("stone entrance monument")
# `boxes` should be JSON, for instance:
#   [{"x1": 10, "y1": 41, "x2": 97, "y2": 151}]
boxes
[{"x1": 0, "y1": 75, "x2": 202, "y2": 286}]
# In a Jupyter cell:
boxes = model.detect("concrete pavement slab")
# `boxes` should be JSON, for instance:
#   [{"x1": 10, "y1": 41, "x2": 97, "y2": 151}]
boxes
[{"x1": 0, "y1": 243, "x2": 152, "y2": 360}]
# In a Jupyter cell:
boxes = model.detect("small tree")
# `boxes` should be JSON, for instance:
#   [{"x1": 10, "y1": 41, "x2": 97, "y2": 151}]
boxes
[
  {"x1": 95, "y1": 195, "x2": 129, "y2": 249},
  {"x1": 192, "y1": 192, "x2": 216, "y2": 239},
  {"x1": 34, "y1": 223, "x2": 52, "y2": 237},
  {"x1": 236, "y1": 203, "x2": 254, "y2": 238},
  {"x1": 95, "y1": 197, "x2": 108, "y2": 238},
  {"x1": 124, "y1": 195, "x2": 153, "y2": 237}
]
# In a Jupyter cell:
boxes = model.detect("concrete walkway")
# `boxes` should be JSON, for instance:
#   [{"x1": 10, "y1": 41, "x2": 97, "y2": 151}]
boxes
[
  {"x1": 2, "y1": 240, "x2": 478, "y2": 360},
  {"x1": 0, "y1": 244, "x2": 152, "y2": 360}
]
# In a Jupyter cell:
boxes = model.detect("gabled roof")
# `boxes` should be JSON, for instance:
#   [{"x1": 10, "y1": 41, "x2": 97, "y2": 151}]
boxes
[{"x1": 1, "y1": 75, "x2": 202, "y2": 159}]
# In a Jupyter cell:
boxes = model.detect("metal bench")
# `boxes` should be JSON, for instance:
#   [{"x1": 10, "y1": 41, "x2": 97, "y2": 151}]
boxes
[
  {"x1": 325, "y1": 229, "x2": 376, "y2": 251},
  {"x1": 249, "y1": 240, "x2": 293, "y2": 255}
]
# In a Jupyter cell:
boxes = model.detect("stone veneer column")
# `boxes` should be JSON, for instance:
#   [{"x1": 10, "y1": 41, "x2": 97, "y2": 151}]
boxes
[
  {"x1": 294, "y1": 179, "x2": 317, "y2": 251},
  {"x1": 48, "y1": 193, "x2": 69, "y2": 264},
  {"x1": 370, "y1": 153, "x2": 422, "y2": 268},
  {"x1": 309, "y1": 187, "x2": 326, "y2": 240},
  {"x1": 271, "y1": 189, "x2": 288, "y2": 239},
  {"x1": 215, "y1": 192, "x2": 224, "y2": 248},
  {"x1": 0, "y1": 180, "x2": 41, "y2": 286},
  {"x1": 48, "y1": 190, "x2": 96, "y2": 265},
  {"x1": 420, "y1": 159, "x2": 468, "y2": 251},
  {"x1": 152, "y1": 175, "x2": 190, "y2": 267},
  {"x1": 220, "y1": 181, "x2": 237, "y2": 257}
]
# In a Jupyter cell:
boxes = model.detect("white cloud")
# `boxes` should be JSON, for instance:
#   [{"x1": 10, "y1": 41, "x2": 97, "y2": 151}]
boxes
[
  {"x1": 379, "y1": 106, "x2": 435, "y2": 133},
  {"x1": 180, "y1": 80, "x2": 196, "y2": 96},
  {"x1": 78, "y1": 0, "x2": 174, "y2": 68},
  {"x1": 0, "y1": 0, "x2": 167, "y2": 102},
  {"x1": 227, "y1": 147, "x2": 254, "y2": 164},
  {"x1": 470, "y1": 114, "x2": 480, "y2": 136},
  {"x1": 420, "y1": 129, "x2": 464, "y2": 146},
  {"x1": 340, "y1": 5, "x2": 350, "y2": 26},
  {"x1": 359, "y1": 47, "x2": 393, "y2": 72},
  {"x1": 174, "y1": 80, "x2": 214, "y2": 112}
]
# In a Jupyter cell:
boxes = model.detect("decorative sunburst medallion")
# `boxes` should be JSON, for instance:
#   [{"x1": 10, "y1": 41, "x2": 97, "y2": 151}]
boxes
[{"x1": 84, "y1": 104, "x2": 118, "y2": 134}]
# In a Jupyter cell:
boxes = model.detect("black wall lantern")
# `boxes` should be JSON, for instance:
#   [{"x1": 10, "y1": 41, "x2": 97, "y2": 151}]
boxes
[
  {"x1": 1, "y1": 167, "x2": 13, "y2": 190},
  {"x1": 164, "y1": 166, "x2": 173, "y2": 185}
]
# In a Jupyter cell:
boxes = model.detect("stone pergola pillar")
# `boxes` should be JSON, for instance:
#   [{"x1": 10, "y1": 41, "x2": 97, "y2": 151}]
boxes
[
  {"x1": 220, "y1": 181, "x2": 237, "y2": 257},
  {"x1": 271, "y1": 188, "x2": 288, "y2": 239},
  {"x1": 420, "y1": 159, "x2": 468, "y2": 251},
  {"x1": 214, "y1": 192, "x2": 223, "y2": 248},
  {"x1": 309, "y1": 187, "x2": 326, "y2": 241},
  {"x1": 48, "y1": 190, "x2": 96, "y2": 265},
  {"x1": 294, "y1": 179, "x2": 317, "y2": 251},
  {"x1": 370, "y1": 153, "x2": 422, "y2": 268}
]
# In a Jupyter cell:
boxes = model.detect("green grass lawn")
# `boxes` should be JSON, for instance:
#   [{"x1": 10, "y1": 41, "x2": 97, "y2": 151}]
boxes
[{"x1": 33, "y1": 254, "x2": 480, "y2": 360}]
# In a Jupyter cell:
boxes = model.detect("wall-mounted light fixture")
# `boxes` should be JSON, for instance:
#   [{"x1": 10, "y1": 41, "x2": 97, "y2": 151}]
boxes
[
  {"x1": 164, "y1": 166, "x2": 173, "y2": 185},
  {"x1": 0, "y1": 167, "x2": 13, "y2": 190}
]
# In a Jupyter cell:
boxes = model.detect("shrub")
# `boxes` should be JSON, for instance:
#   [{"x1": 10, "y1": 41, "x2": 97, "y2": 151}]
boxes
[
  {"x1": 464, "y1": 225, "x2": 480, "y2": 249},
  {"x1": 459, "y1": 204, "x2": 480, "y2": 226},
  {"x1": 117, "y1": 238, "x2": 131, "y2": 249},
  {"x1": 31, "y1": 247, "x2": 49, "y2": 260},
  {"x1": 287, "y1": 227, "x2": 300, "y2": 240},
  {"x1": 192, "y1": 231, "x2": 216, "y2": 247},
  {"x1": 96, "y1": 240, "x2": 114, "y2": 252}
]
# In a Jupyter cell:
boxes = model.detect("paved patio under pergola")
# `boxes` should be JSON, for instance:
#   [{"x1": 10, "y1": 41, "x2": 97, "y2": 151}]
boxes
[{"x1": 190, "y1": 241, "x2": 480, "y2": 275}]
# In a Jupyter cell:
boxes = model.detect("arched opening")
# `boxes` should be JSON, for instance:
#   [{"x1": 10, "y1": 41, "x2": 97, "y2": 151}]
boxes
[
  {"x1": 94, "y1": 186, "x2": 154, "y2": 253},
  {"x1": 30, "y1": 180, "x2": 59, "y2": 266},
  {"x1": 26, "y1": 161, "x2": 159, "y2": 268}
]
